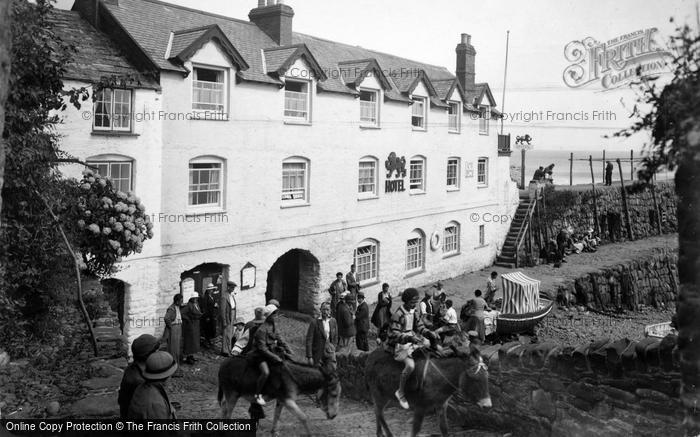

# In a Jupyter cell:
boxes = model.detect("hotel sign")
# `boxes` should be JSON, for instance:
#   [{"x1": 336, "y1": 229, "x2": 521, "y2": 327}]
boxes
[{"x1": 385, "y1": 152, "x2": 407, "y2": 193}]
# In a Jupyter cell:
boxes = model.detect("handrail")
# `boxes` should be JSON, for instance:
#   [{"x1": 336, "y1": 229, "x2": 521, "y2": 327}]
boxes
[{"x1": 514, "y1": 187, "x2": 541, "y2": 267}]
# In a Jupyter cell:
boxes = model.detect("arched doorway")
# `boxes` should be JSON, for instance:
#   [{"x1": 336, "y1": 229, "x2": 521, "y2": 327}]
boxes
[{"x1": 266, "y1": 249, "x2": 320, "y2": 313}]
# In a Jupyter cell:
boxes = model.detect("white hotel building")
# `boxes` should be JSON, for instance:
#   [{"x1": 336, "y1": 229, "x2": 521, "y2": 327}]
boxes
[{"x1": 52, "y1": 0, "x2": 518, "y2": 343}]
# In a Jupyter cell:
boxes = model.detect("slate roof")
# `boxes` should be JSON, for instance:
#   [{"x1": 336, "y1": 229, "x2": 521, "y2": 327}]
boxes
[
  {"x1": 169, "y1": 28, "x2": 209, "y2": 59},
  {"x1": 49, "y1": 9, "x2": 159, "y2": 89},
  {"x1": 68, "y1": 0, "x2": 497, "y2": 107}
]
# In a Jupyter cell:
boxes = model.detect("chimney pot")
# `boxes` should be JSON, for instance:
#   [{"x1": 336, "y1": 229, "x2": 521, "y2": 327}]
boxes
[
  {"x1": 461, "y1": 33, "x2": 471, "y2": 45},
  {"x1": 250, "y1": 0, "x2": 295, "y2": 46},
  {"x1": 258, "y1": 0, "x2": 265, "y2": 7}
]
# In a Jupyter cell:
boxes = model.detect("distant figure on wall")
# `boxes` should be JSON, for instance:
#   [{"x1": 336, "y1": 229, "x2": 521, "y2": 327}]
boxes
[
  {"x1": 371, "y1": 283, "x2": 393, "y2": 343},
  {"x1": 346, "y1": 264, "x2": 360, "y2": 312},
  {"x1": 605, "y1": 161, "x2": 614, "y2": 186},
  {"x1": 532, "y1": 166, "x2": 545, "y2": 182},
  {"x1": 544, "y1": 164, "x2": 555, "y2": 183}
]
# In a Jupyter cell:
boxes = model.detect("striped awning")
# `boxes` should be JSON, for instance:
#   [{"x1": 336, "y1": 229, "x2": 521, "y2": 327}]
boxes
[{"x1": 501, "y1": 272, "x2": 541, "y2": 314}]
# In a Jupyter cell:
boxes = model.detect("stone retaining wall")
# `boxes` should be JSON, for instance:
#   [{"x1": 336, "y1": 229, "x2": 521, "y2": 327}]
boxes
[
  {"x1": 555, "y1": 248, "x2": 678, "y2": 311},
  {"x1": 539, "y1": 181, "x2": 677, "y2": 243},
  {"x1": 339, "y1": 333, "x2": 681, "y2": 436}
]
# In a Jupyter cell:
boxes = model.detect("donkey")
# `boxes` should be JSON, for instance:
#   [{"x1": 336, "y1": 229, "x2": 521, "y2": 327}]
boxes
[
  {"x1": 218, "y1": 356, "x2": 340, "y2": 436},
  {"x1": 365, "y1": 344, "x2": 492, "y2": 437}
]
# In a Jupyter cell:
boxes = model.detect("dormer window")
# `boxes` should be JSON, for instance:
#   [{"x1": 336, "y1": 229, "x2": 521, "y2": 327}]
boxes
[
  {"x1": 479, "y1": 105, "x2": 490, "y2": 135},
  {"x1": 284, "y1": 80, "x2": 311, "y2": 123},
  {"x1": 411, "y1": 97, "x2": 427, "y2": 130},
  {"x1": 193, "y1": 66, "x2": 226, "y2": 112},
  {"x1": 448, "y1": 101, "x2": 461, "y2": 133},
  {"x1": 360, "y1": 89, "x2": 379, "y2": 127}
]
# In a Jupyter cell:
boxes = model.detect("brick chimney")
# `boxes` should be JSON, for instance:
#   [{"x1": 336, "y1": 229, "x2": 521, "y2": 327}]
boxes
[
  {"x1": 456, "y1": 33, "x2": 476, "y2": 92},
  {"x1": 249, "y1": 0, "x2": 295, "y2": 46}
]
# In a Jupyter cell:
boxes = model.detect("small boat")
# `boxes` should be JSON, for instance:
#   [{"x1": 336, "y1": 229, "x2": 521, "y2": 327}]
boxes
[
  {"x1": 644, "y1": 322, "x2": 676, "y2": 338},
  {"x1": 495, "y1": 298, "x2": 554, "y2": 335},
  {"x1": 494, "y1": 271, "x2": 554, "y2": 335}
]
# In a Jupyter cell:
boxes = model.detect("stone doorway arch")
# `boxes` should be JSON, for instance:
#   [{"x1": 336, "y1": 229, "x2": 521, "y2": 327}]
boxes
[{"x1": 266, "y1": 249, "x2": 320, "y2": 314}]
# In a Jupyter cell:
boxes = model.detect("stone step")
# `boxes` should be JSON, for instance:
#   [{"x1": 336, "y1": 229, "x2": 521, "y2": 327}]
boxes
[{"x1": 495, "y1": 261, "x2": 516, "y2": 268}]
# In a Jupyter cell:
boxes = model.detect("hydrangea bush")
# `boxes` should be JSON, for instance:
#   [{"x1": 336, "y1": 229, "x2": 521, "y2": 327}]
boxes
[{"x1": 66, "y1": 169, "x2": 154, "y2": 276}]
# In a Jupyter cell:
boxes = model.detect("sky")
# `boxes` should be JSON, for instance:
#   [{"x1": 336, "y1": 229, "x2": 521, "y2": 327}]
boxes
[{"x1": 54, "y1": 0, "x2": 699, "y2": 152}]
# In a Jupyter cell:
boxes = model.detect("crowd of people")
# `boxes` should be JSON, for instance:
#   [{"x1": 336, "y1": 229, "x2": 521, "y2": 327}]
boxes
[
  {"x1": 543, "y1": 226, "x2": 601, "y2": 267},
  {"x1": 117, "y1": 267, "x2": 500, "y2": 418}
]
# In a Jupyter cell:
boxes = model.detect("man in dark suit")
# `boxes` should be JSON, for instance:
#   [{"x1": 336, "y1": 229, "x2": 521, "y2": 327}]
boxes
[
  {"x1": 354, "y1": 292, "x2": 370, "y2": 351},
  {"x1": 305, "y1": 301, "x2": 338, "y2": 377}
]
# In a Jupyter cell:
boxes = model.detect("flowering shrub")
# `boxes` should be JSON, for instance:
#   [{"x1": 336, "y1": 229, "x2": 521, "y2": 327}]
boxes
[{"x1": 66, "y1": 169, "x2": 153, "y2": 276}]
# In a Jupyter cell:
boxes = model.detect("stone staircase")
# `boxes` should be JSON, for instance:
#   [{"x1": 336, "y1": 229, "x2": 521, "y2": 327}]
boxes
[{"x1": 496, "y1": 191, "x2": 535, "y2": 268}]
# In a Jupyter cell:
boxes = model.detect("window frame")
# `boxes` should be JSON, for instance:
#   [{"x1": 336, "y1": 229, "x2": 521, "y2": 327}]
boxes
[
  {"x1": 446, "y1": 157, "x2": 461, "y2": 190},
  {"x1": 409, "y1": 156, "x2": 426, "y2": 194},
  {"x1": 86, "y1": 158, "x2": 134, "y2": 193},
  {"x1": 479, "y1": 105, "x2": 490, "y2": 135},
  {"x1": 478, "y1": 224, "x2": 486, "y2": 247},
  {"x1": 411, "y1": 96, "x2": 427, "y2": 130},
  {"x1": 477, "y1": 157, "x2": 489, "y2": 187},
  {"x1": 92, "y1": 88, "x2": 132, "y2": 132},
  {"x1": 359, "y1": 88, "x2": 380, "y2": 128},
  {"x1": 188, "y1": 157, "x2": 225, "y2": 210},
  {"x1": 192, "y1": 65, "x2": 228, "y2": 114},
  {"x1": 284, "y1": 79, "x2": 312, "y2": 124},
  {"x1": 281, "y1": 157, "x2": 310, "y2": 207},
  {"x1": 358, "y1": 156, "x2": 379, "y2": 200},
  {"x1": 354, "y1": 239, "x2": 379, "y2": 285},
  {"x1": 443, "y1": 222, "x2": 461, "y2": 256},
  {"x1": 405, "y1": 229, "x2": 426, "y2": 273},
  {"x1": 448, "y1": 101, "x2": 461, "y2": 133}
]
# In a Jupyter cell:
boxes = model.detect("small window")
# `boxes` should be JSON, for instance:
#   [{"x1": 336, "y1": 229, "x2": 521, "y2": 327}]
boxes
[
  {"x1": 87, "y1": 160, "x2": 133, "y2": 192},
  {"x1": 409, "y1": 156, "x2": 426, "y2": 193},
  {"x1": 479, "y1": 225, "x2": 485, "y2": 246},
  {"x1": 358, "y1": 157, "x2": 378, "y2": 198},
  {"x1": 479, "y1": 105, "x2": 490, "y2": 135},
  {"x1": 193, "y1": 67, "x2": 226, "y2": 112},
  {"x1": 443, "y1": 222, "x2": 460, "y2": 255},
  {"x1": 447, "y1": 157, "x2": 460, "y2": 189},
  {"x1": 411, "y1": 97, "x2": 426, "y2": 129},
  {"x1": 448, "y1": 101, "x2": 461, "y2": 133},
  {"x1": 93, "y1": 88, "x2": 132, "y2": 132},
  {"x1": 406, "y1": 230, "x2": 425, "y2": 272},
  {"x1": 354, "y1": 240, "x2": 378, "y2": 284},
  {"x1": 360, "y1": 89, "x2": 379, "y2": 126},
  {"x1": 282, "y1": 157, "x2": 309, "y2": 204},
  {"x1": 189, "y1": 160, "x2": 223, "y2": 207},
  {"x1": 477, "y1": 157, "x2": 488, "y2": 186},
  {"x1": 284, "y1": 80, "x2": 310, "y2": 122}
]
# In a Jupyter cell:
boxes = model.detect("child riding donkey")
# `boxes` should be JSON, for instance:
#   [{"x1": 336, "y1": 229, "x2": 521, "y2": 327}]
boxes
[{"x1": 387, "y1": 288, "x2": 438, "y2": 409}]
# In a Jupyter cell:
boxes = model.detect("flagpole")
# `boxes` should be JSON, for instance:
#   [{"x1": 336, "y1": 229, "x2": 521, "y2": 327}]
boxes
[{"x1": 500, "y1": 30, "x2": 510, "y2": 136}]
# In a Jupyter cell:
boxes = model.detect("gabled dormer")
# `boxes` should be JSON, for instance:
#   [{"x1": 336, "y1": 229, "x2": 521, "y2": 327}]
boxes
[
  {"x1": 434, "y1": 78, "x2": 466, "y2": 133},
  {"x1": 464, "y1": 83, "x2": 497, "y2": 135},
  {"x1": 264, "y1": 44, "x2": 327, "y2": 124},
  {"x1": 338, "y1": 59, "x2": 393, "y2": 128},
  {"x1": 166, "y1": 25, "x2": 249, "y2": 116},
  {"x1": 403, "y1": 70, "x2": 440, "y2": 131}
]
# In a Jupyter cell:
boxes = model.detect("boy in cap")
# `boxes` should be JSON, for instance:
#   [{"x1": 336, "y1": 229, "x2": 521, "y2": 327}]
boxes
[
  {"x1": 388, "y1": 288, "x2": 437, "y2": 409},
  {"x1": 127, "y1": 351, "x2": 178, "y2": 420},
  {"x1": 328, "y1": 272, "x2": 346, "y2": 318},
  {"x1": 250, "y1": 304, "x2": 293, "y2": 405},
  {"x1": 118, "y1": 334, "x2": 160, "y2": 418}
]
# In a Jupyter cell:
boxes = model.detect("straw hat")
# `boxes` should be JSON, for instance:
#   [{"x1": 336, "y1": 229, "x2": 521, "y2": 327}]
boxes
[
  {"x1": 268, "y1": 299, "x2": 280, "y2": 308},
  {"x1": 142, "y1": 351, "x2": 178, "y2": 380},
  {"x1": 263, "y1": 304, "x2": 278, "y2": 317}
]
